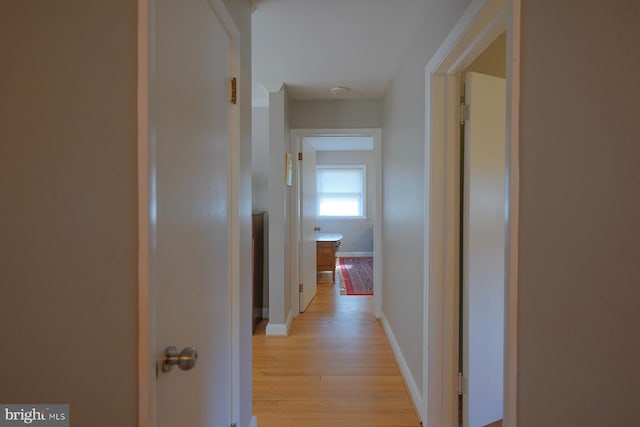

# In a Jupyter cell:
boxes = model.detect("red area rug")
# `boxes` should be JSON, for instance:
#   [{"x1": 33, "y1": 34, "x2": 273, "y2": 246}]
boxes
[{"x1": 338, "y1": 257, "x2": 373, "y2": 296}]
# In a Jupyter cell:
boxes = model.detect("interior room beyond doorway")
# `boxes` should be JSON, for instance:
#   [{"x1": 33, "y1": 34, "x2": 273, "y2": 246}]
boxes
[{"x1": 292, "y1": 129, "x2": 383, "y2": 319}]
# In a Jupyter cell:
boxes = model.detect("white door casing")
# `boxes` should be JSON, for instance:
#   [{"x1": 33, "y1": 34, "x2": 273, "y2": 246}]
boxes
[
  {"x1": 138, "y1": 0, "x2": 241, "y2": 425},
  {"x1": 423, "y1": 1, "x2": 520, "y2": 425},
  {"x1": 462, "y1": 72, "x2": 506, "y2": 427},
  {"x1": 300, "y1": 138, "x2": 318, "y2": 312}
]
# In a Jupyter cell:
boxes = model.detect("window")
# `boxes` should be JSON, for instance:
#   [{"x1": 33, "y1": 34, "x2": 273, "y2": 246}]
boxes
[{"x1": 316, "y1": 165, "x2": 366, "y2": 218}]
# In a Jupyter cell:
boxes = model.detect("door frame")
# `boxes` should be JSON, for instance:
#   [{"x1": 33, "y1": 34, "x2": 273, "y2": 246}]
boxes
[
  {"x1": 136, "y1": 0, "x2": 242, "y2": 425},
  {"x1": 423, "y1": 0, "x2": 520, "y2": 425},
  {"x1": 289, "y1": 128, "x2": 383, "y2": 318}
]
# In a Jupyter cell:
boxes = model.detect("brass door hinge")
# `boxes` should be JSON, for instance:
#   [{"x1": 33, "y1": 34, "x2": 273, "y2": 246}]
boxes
[
  {"x1": 298, "y1": 152, "x2": 303, "y2": 161},
  {"x1": 299, "y1": 283, "x2": 303, "y2": 293},
  {"x1": 230, "y1": 77, "x2": 237, "y2": 104}
]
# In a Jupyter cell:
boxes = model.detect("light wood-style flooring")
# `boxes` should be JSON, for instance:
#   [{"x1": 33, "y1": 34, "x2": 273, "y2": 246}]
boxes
[{"x1": 253, "y1": 272, "x2": 421, "y2": 426}]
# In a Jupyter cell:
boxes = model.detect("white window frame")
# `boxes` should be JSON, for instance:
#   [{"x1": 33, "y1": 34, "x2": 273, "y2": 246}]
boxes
[{"x1": 316, "y1": 164, "x2": 367, "y2": 219}]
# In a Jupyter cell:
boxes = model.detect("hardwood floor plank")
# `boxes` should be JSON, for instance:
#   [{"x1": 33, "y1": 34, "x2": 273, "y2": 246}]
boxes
[{"x1": 253, "y1": 275, "x2": 421, "y2": 426}]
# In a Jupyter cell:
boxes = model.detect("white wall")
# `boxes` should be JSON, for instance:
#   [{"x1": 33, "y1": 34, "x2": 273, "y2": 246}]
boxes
[
  {"x1": 517, "y1": 1, "x2": 640, "y2": 424},
  {"x1": 0, "y1": 2, "x2": 138, "y2": 425},
  {"x1": 382, "y1": 0, "x2": 472, "y2": 401},
  {"x1": 290, "y1": 100, "x2": 383, "y2": 128},
  {"x1": 316, "y1": 150, "x2": 374, "y2": 254}
]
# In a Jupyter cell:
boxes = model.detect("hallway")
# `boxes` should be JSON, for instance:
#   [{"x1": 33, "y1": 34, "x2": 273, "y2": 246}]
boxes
[{"x1": 252, "y1": 273, "x2": 421, "y2": 426}]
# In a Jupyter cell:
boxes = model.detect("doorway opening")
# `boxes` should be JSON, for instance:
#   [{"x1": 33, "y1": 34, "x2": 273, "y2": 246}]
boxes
[
  {"x1": 423, "y1": 0, "x2": 520, "y2": 426},
  {"x1": 459, "y1": 64, "x2": 507, "y2": 427},
  {"x1": 290, "y1": 129, "x2": 382, "y2": 318}
]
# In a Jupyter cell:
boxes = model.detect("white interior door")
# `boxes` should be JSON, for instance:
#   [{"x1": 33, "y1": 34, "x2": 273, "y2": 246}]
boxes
[
  {"x1": 152, "y1": 0, "x2": 233, "y2": 425},
  {"x1": 462, "y1": 72, "x2": 506, "y2": 427},
  {"x1": 300, "y1": 138, "x2": 318, "y2": 311}
]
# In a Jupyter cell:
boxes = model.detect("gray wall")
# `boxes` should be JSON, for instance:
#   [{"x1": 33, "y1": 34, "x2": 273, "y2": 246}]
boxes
[
  {"x1": 517, "y1": 1, "x2": 640, "y2": 424},
  {"x1": 290, "y1": 99, "x2": 383, "y2": 128},
  {"x1": 0, "y1": 1, "x2": 254, "y2": 426},
  {"x1": 252, "y1": 106, "x2": 270, "y2": 212},
  {"x1": 0, "y1": 1, "x2": 138, "y2": 425},
  {"x1": 382, "y1": 0, "x2": 472, "y2": 396},
  {"x1": 267, "y1": 87, "x2": 292, "y2": 329},
  {"x1": 252, "y1": 106, "x2": 270, "y2": 312},
  {"x1": 384, "y1": 0, "x2": 640, "y2": 422},
  {"x1": 316, "y1": 150, "x2": 375, "y2": 254}
]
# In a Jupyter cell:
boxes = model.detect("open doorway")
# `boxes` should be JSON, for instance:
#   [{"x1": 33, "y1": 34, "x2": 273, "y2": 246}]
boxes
[
  {"x1": 290, "y1": 129, "x2": 382, "y2": 318},
  {"x1": 423, "y1": 0, "x2": 520, "y2": 426},
  {"x1": 459, "y1": 35, "x2": 507, "y2": 427}
]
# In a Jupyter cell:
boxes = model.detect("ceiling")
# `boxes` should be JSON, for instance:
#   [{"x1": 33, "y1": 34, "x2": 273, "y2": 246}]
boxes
[{"x1": 251, "y1": 0, "x2": 432, "y2": 104}]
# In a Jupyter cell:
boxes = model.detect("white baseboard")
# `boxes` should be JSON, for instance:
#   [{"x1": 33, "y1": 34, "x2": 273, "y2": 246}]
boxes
[
  {"x1": 265, "y1": 310, "x2": 293, "y2": 336},
  {"x1": 336, "y1": 251, "x2": 373, "y2": 258},
  {"x1": 265, "y1": 322, "x2": 286, "y2": 335},
  {"x1": 249, "y1": 415, "x2": 257, "y2": 427},
  {"x1": 381, "y1": 314, "x2": 425, "y2": 423}
]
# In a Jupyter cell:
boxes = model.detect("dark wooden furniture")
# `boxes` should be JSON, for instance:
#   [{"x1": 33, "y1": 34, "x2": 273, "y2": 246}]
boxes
[
  {"x1": 252, "y1": 212, "x2": 265, "y2": 334},
  {"x1": 315, "y1": 232, "x2": 343, "y2": 281}
]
